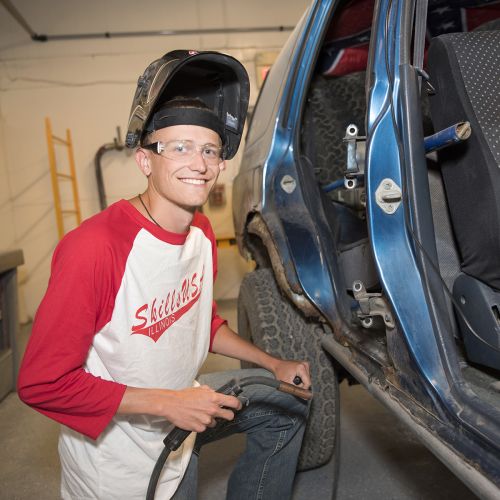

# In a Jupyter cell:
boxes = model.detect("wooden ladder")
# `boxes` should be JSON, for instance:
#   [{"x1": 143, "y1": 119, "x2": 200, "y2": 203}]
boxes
[{"x1": 45, "y1": 117, "x2": 82, "y2": 240}]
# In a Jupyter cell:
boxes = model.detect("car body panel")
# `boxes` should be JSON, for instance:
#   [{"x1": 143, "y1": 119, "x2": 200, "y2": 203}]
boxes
[{"x1": 233, "y1": 0, "x2": 500, "y2": 494}]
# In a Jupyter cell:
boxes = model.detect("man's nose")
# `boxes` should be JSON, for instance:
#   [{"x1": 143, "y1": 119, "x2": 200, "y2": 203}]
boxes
[{"x1": 189, "y1": 149, "x2": 208, "y2": 173}]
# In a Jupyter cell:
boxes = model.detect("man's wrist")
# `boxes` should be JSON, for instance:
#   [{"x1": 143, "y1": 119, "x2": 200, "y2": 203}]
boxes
[
  {"x1": 258, "y1": 353, "x2": 281, "y2": 375},
  {"x1": 117, "y1": 386, "x2": 171, "y2": 417}
]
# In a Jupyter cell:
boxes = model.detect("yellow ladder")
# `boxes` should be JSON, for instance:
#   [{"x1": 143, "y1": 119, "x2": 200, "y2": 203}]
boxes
[{"x1": 45, "y1": 117, "x2": 82, "y2": 240}]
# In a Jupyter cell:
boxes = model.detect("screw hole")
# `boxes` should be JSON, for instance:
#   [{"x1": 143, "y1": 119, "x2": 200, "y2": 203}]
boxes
[{"x1": 361, "y1": 317, "x2": 373, "y2": 328}]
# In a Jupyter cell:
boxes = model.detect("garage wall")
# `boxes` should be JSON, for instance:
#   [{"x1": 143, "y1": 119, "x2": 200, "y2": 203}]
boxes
[
  {"x1": 0, "y1": 0, "x2": 310, "y2": 319},
  {"x1": 0, "y1": 103, "x2": 16, "y2": 250}
]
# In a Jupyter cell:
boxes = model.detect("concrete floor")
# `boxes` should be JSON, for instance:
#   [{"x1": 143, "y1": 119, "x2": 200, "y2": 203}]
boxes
[{"x1": 1, "y1": 299, "x2": 477, "y2": 499}]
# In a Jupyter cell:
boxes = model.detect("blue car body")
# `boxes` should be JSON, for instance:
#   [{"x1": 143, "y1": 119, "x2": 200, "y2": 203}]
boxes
[{"x1": 233, "y1": 0, "x2": 500, "y2": 496}]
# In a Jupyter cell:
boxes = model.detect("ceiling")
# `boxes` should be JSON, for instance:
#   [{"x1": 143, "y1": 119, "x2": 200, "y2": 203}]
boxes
[{"x1": 0, "y1": 0, "x2": 311, "y2": 56}]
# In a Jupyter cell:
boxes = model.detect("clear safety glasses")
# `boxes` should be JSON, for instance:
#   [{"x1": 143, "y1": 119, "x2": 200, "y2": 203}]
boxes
[{"x1": 143, "y1": 140, "x2": 223, "y2": 166}]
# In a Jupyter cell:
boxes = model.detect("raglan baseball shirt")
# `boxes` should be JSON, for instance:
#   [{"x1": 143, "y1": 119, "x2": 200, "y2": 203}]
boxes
[{"x1": 18, "y1": 199, "x2": 226, "y2": 499}]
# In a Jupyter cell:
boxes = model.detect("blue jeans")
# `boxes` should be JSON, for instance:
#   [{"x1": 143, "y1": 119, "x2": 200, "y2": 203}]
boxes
[{"x1": 171, "y1": 368, "x2": 309, "y2": 500}]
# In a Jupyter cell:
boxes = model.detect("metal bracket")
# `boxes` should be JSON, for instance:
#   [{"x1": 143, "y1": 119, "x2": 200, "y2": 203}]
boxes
[
  {"x1": 343, "y1": 124, "x2": 366, "y2": 190},
  {"x1": 375, "y1": 178, "x2": 402, "y2": 214},
  {"x1": 353, "y1": 280, "x2": 395, "y2": 329}
]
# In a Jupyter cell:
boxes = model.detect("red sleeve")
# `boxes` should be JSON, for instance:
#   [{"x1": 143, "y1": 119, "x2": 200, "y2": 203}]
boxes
[
  {"x1": 210, "y1": 303, "x2": 227, "y2": 351},
  {"x1": 17, "y1": 225, "x2": 127, "y2": 440},
  {"x1": 193, "y1": 212, "x2": 227, "y2": 351}
]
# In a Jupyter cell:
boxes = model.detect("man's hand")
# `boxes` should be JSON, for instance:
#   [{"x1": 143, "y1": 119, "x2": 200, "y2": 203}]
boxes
[
  {"x1": 270, "y1": 359, "x2": 311, "y2": 390},
  {"x1": 211, "y1": 324, "x2": 312, "y2": 390},
  {"x1": 159, "y1": 385, "x2": 242, "y2": 432},
  {"x1": 118, "y1": 385, "x2": 242, "y2": 433}
]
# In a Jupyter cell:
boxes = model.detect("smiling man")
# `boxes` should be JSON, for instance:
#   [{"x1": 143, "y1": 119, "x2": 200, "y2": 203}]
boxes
[
  {"x1": 18, "y1": 50, "x2": 310, "y2": 500},
  {"x1": 133, "y1": 97, "x2": 227, "y2": 232}
]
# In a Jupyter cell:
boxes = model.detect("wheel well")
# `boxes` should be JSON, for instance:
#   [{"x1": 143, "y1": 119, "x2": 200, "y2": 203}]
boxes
[
  {"x1": 244, "y1": 232, "x2": 272, "y2": 269},
  {"x1": 242, "y1": 213, "x2": 321, "y2": 319}
]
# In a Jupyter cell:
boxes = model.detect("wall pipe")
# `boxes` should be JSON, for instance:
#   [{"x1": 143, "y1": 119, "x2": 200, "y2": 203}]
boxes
[
  {"x1": 31, "y1": 26, "x2": 294, "y2": 42},
  {"x1": 95, "y1": 127, "x2": 125, "y2": 211}
]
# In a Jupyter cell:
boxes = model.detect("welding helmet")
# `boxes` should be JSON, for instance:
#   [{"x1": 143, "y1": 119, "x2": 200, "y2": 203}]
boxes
[{"x1": 125, "y1": 49, "x2": 250, "y2": 160}]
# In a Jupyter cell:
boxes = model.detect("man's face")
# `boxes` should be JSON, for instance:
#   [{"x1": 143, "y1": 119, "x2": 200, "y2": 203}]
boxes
[{"x1": 139, "y1": 124, "x2": 225, "y2": 210}]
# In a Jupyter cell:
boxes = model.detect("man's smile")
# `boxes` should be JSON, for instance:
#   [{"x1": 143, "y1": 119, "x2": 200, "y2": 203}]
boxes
[{"x1": 178, "y1": 177, "x2": 209, "y2": 185}]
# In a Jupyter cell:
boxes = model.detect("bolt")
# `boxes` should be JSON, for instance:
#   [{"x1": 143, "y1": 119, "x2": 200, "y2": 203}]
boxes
[{"x1": 384, "y1": 181, "x2": 391, "y2": 190}]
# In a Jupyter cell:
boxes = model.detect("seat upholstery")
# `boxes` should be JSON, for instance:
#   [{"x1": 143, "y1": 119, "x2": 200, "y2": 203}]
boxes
[{"x1": 428, "y1": 31, "x2": 500, "y2": 290}]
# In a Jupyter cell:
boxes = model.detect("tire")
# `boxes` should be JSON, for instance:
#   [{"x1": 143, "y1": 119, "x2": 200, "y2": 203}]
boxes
[
  {"x1": 301, "y1": 71, "x2": 367, "y2": 187},
  {"x1": 237, "y1": 268, "x2": 340, "y2": 472}
]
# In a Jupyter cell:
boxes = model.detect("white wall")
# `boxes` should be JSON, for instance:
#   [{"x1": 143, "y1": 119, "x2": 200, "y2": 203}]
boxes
[
  {"x1": 0, "y1": 100, "x2": 16, "y2": 249},
  {"x1": 0, "y1": 0, "x2": 310, "y2": 318}
]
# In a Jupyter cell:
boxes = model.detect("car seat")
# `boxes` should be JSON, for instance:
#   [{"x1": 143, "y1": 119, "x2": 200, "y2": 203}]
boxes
[{"x1": 428, "y1": 30, "x2": 500, "y2": 369}]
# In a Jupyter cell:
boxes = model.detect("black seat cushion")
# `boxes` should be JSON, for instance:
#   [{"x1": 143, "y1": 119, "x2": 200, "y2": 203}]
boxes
[{"x1": 428, "y1": 31, "x2": 500, "y2": 290}]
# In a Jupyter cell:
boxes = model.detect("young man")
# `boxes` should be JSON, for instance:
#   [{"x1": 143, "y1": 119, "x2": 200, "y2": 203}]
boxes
[{"x1": 18, "y1": 50, "x2": 310, "y2": 499}]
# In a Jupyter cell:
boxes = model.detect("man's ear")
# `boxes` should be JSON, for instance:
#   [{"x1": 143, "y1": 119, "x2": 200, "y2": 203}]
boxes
[
  {"x1": 218, "y1": 160, "x2": 227, "y2": 172},
  {"x1": 136, "y1": 148, "x2": 151, "y2": 177}
]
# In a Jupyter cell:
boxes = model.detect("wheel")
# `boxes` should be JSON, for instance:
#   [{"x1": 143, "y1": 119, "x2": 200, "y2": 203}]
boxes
[{"x1": 237, "y1": 268, "x2": 340, "y2": 472}]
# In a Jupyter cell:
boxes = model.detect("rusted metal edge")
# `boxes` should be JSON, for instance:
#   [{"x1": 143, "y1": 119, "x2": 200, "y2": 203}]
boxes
[
  {"x1": 247, "y1": 214, "x2": 320, "y2": 318},
  {"x1": 322, "y1": 335, "x2": 500, "y2": 500}
]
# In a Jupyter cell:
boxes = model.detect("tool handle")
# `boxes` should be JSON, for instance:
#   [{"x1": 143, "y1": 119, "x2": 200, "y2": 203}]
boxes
[
  {"x1": 278, "y1": 381, "x2": 313, "y2": 400},
  {"x1": 163, "y1": 379, "x2": 242, "y2": 450},
  {"x1": 163, "y1": 427, "x2": 191, "y2": 451}
]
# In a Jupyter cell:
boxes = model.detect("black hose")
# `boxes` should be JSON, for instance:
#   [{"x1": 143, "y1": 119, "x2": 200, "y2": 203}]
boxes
[
  {"x1": 145, "y1": 376, "x2": 312, "y2": 500},
  {"x1": 146, "y1": 446, "x2": 172, "y2": 500}
]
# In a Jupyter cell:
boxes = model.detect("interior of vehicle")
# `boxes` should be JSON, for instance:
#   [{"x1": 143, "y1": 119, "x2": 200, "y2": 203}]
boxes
[{"x1": 298, "y1": 0, "x2": 500, "y2": 395}]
